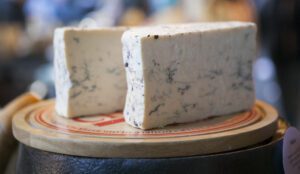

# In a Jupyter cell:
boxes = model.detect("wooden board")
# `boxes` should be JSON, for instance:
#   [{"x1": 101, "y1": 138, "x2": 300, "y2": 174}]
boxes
[
  {"x1": 12, "y1": 100, "x2": 278, "y2": 158},
  {"x1": 16, "y1": 118, "x2": 288, "y2": 174}
]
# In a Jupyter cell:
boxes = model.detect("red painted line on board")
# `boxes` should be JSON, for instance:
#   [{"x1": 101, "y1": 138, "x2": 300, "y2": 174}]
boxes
[
  {"x1": 34, "y1": 106, "x2": 258, "y2": 137},
  {"x1": 94, "y1": 118, "x2": 125, "y2": 127}
]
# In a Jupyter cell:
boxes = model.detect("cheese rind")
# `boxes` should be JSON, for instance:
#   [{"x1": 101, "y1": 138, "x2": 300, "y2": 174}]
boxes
[
  {"x1": 54, "y1": 27, "x2": 127, "y2": 117},
  {"x1": 122, "y1": 22, "x2": 256, "y2": 129}
]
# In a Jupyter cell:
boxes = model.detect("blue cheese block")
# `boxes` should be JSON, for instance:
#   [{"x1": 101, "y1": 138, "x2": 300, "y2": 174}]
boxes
[
  {"x1": 122, "y1": 22, "x2": 256, "y2": 129},
  {"x1": 54, "y1": 27, "x2": 127, "y2": 117}
]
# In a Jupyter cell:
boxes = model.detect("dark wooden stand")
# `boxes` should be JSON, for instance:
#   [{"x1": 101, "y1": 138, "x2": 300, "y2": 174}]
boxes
[{"x1": 17, "y1": 137, "x2": 283, "y2": 174}]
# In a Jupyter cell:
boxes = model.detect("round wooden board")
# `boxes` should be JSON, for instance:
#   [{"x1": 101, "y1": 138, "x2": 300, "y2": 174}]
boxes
[{"x1": 12, "y1": 100, "x2": 278, "y2": 158}]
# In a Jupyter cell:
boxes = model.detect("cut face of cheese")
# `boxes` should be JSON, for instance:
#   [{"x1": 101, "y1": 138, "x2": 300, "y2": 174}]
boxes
[
  {"x1": 122, "y1": 22, "x2": 256, "y2": 129},
  {"x1": 54, "y1": 27, "x2": 127, "y2": 117}
]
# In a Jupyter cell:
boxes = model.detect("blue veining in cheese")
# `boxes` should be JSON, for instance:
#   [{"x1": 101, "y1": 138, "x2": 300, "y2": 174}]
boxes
[
  {"x1": 54, "y1": 27, "x2": 127, "y2": 117},
  {"x1": 122, "y1": 22, "x2": 256, "y2": 129}
]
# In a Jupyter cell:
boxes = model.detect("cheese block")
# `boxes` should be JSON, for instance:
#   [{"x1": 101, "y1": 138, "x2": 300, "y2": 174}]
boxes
[
  {"x1": 122, "y1": 22, "x2": 256, "y2": 129},
  {"x1": 54, "y1": 27, "x2": 127, "y2": 117}
]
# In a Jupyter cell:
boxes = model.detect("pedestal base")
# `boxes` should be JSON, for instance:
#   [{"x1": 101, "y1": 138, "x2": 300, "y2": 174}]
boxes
[{"x1": 16, "y1": 136, "x2": 283, "y2": 174}]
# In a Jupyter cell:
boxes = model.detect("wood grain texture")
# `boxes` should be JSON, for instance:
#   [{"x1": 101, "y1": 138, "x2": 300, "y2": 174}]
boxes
[
  {"x1": 13, "y1": 100, "x2": 278, "y2": 158},
  {"x1": 0, "y1": 92, "x2": 40, "y2": 173}
]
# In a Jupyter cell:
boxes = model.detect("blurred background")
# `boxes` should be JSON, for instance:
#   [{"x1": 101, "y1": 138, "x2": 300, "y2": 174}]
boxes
[{"x1": 0, "y1": 0, "x2": 299, "y2": 127}]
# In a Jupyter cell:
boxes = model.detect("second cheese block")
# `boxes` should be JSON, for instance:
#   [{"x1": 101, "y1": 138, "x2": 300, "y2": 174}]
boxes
[
  {"x1": 54, "y1": 27, "x2": 127, "y2": 117},
  {"x1": 122, "y1": 22, "x2": 256, "y2": 129}
]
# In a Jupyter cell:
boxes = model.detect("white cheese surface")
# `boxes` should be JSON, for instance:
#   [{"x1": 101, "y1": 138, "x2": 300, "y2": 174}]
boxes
[
  {"x1": 54, "y1": 27, "x2": 127, "y2": 117},
  {"x1": 122, "y1": 22, "x2": 256, "y2": 129}
]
